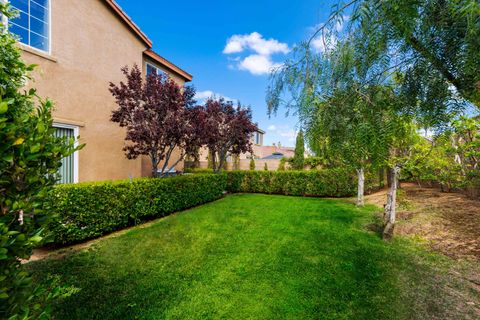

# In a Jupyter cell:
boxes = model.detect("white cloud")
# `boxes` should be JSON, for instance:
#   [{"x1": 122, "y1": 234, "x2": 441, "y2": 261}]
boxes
[
  {"x1": 223, "y1": 32, "x2": 289, "y2": 56},
  {"x1": 238, "y1": 54, "x2": 282, "y2": 75},
  {"x1": 267, "y1": 125, "x2": 277, "y2": 131},
  {"x1": 223, "y1": 32, "x2": 289, "y2": 76},
  {"x1": 194, "y1": 90, "x2": 236, "y2": 103}
]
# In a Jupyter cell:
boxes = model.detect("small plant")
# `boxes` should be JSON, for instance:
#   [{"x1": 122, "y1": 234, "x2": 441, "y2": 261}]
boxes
[
  {"x1": 250, "y1": 158, "x2": 256, "y2": 170},
  {"x1": 278, "y1": 158, "x2": 286, "y2": 171},
  {"x1": 264, "y1": 162, "x2": 268, "y2": 170}
]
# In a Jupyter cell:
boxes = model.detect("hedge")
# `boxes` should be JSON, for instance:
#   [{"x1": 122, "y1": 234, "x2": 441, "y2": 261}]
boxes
[
  {"x1": 226, "y1": 169, "x2": 358, "y2": 197},
  {"x1": 47, "y1": 174, "x2": 227, "y2": 244},
  {"x1": 47, "y1": 169, "x2": 379, "y2": 246}
]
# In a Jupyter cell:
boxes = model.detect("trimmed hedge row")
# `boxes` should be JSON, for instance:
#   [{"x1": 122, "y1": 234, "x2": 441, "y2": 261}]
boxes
[
  {"x1": 47, "y1": 169, "x2": 376, "y2": 246},
  {"x1": 226, "y1": 169, "x2": 357, "y2": 197},
  {"x1": 48, "y1": 174, "x2": 227, "y2": 244}
]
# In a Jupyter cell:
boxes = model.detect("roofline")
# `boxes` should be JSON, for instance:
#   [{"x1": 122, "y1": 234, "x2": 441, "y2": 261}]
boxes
[
  {"x1": 104, "y1": 0, "x2": 153, "y2": 48},
  {"x1": 144, "y1": 50, "x2": 193, "y2": 82},
  {"x1": 256, "y1": 128, "x2": 265, "y2": 134}
]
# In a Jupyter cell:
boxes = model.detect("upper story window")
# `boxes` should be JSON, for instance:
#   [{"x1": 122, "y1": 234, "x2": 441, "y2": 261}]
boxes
[
  {"x1": 146, "y1": 63, "x2": 166, "y2": 78},
  {"x1": 8, "y1": 0, "x2": 50, "y2": 52},
  {"x1": 251, "y1": 132, "x2": 262, "y2": 145}
]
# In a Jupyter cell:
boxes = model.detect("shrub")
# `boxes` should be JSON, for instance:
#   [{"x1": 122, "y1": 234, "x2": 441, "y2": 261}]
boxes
[
  {"x1": 304, "y1": 156, "x2": 327, "y2": 169},
  {"x1": 0, "y1": 4, "x2": 79, "y2": 318},
  {"x1": 291, "y1": 129, "x2": 305, "y2": 170},
  {"x1": 48, "y1": 174, "x2": 227, "y2": 244},
  {"x1": 226, "y1": 169, "x2": 359, "y2": 197},
  {"x1": 184, "y1": 168, "x2": 214, "y2": 174},
  {"x1": 249, "y1": 158, "x2": 255, "y2": 170},
  {"x1": 264, "y1": 162, "x2": 268, "y2": 170}
]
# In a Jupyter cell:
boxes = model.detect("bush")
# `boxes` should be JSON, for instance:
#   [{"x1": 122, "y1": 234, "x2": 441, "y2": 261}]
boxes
[
  {"x1": 0, "y1": 4, "x2": 79, "y2": 318},
  {"x1": 249, "y1": 158, "x2": 255, "y2": 170},
  {"x1": 226, "y1": 169, "x2": 358, "y2": 197},
  {"x1": 184, "y1": 168, "x2": 214, "y2": 174},
  {"x1": 48, "y1": 174, "x2": 227, "y2": 244}
]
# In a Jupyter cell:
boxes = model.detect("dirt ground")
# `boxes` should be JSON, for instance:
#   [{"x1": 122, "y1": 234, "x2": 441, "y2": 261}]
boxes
[
  {"x1": 365, "y1": 183, "x2": 480, "y2": 319},
  {"x1": 365, "y1": 183, "x2": 480, "y2": 261}
]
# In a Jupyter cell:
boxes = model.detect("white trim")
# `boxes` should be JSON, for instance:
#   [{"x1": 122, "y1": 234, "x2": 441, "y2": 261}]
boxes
[
  {"x1": 145, "y1": 61, "x2": 166, "y2": 77},
  {"x1": 53, "y1": 122, "x2": 79, "y2": 183},
  {"x1": 5, "y1": 0, "x2": 51, "y2": 54}
]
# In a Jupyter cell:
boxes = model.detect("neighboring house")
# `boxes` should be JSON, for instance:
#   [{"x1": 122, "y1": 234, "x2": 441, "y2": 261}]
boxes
[
  {"x1": 255, "y1": 145, "x2": 296, "y2": 159},
  {"x1": 245, "y1": 128, "x2": 265, "y2": 159},
  {"x1": 3, "y1": 0, "x2": 192, "y2": 182}
]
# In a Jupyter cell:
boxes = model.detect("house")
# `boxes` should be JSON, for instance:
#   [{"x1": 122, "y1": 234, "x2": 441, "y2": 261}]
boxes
[{"x1": 4, "y1": 0, "x2": 192, "y2": 183}]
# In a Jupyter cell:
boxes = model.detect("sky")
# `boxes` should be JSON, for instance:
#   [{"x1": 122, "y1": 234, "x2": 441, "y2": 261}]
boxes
[{"x1": 115, "y1": 0, "x2": 334, "y2": 147}]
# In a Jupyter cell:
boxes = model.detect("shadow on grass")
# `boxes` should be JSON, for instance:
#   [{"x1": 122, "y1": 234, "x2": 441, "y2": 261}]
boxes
[{"x1": 28, "y1": 194, "x2": 477, "y2": 320}]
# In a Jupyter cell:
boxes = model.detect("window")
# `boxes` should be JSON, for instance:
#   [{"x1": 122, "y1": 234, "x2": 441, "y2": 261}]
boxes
[
  {"x1": 8, "y1": 0, "x2": 50, "y2": 52},
  {"x1": 54, "y1": 124, "x2": 79, "y2": 184},
  {"x1": 146, "y1": 63, "x2": 166, "y2": 78},
  {"x1": 255, "y1": 132, "x2": 261, "y2": 145}
]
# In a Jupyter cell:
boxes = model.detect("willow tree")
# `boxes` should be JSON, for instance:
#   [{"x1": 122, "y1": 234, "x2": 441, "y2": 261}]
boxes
[
  {"x1": 267, "y1": 0, "x2": 478, "y2": 235},
  {"x1": 312, "y1": 0, "x2": 479, "y2": 111}
]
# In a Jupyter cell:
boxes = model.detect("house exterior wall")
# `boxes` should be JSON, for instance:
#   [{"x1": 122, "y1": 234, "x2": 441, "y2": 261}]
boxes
[{"x1": 18, "y1": 0, "x2": 187, "y2": 182}]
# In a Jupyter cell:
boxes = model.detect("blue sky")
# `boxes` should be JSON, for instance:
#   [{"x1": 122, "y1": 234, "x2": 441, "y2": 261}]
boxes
[{"x1": 116, "y1": 0, "x2": 334, "y2": 147}]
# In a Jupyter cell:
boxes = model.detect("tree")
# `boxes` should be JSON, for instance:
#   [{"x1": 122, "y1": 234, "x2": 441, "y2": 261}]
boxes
[
  {"x1": 304, "y1": 0, "x2": 479, "y2": 111},
  {"x1": 199, "y1": 98, "x2": 257, "y2": 173},
  {"x1": 250, "y1": 158, "x2": 256, "y2": 170},
  {"x1": 0, "y1": 4, "x2": 79, "y2": 317},
  {"x1": 265, "y1": 0, "x2": 477, "y2": 234},
  {"x1": 291, "y1": 129, "x2": 305, "y2": 170},
  {"x1": 109, "y1": 65, "x2": 201, "y2": 177}
]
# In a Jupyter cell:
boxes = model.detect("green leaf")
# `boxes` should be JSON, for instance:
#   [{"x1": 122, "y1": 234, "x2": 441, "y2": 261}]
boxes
[
  {"x1": 29, "y1": 235, "x2": 43, "y2": 243},
  {"x1": 0, "y1": 102, "x2": 8, "y2": 114}
]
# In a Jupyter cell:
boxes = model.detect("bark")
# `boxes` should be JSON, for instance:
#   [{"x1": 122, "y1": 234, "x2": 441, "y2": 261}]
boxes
[
  {"x1": 356, "y1": 167, "x2": 365, "y2": 206},
  {"x1": 383, "y1": 165, "x2": 400, "y2": 240},
  {"x1": 151, "y1": 154, "x2": 159, "y2": 178}
]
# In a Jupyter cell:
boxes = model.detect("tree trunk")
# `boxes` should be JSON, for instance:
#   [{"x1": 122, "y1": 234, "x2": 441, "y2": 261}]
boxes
[
  {"x1": 356, "y1": 167, "x2": 365, "y2": 206},
  {"x1": 210, "y1": 150, "x2": 217, "y2": 172},
  {"x1": 151, "y1": 155, "x2": 159, "y2": 178},
  {"x1": 383, "y1": 165, "x2": 400, "y2": 240}
]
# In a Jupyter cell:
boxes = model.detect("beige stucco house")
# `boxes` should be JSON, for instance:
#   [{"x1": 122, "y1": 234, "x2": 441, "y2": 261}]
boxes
[{"x1": 4, "y1": 0, "x2": 192, "y2": 182}]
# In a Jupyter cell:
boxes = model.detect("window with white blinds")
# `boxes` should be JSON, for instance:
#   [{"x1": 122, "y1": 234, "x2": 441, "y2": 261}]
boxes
[{"x1": 54, "y1": 126, "x2": 75, "y2": 184}]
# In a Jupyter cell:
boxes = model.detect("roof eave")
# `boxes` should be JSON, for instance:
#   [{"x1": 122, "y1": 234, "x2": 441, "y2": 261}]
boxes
[
  {"x1": 144, "y1": 50, "x2": 193, "y2": 82},
  {"x1": 104, "y1": 0, "x2": 153, "y2": 48}
]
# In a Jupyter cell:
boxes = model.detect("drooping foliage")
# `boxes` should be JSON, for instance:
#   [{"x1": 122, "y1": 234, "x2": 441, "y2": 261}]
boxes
[
  {"x1": 0, "y1": 3, "x2": 79, "y2": 318},
  {"x1": 264, "y1": 0, "x2": 480, "y2": 234}
]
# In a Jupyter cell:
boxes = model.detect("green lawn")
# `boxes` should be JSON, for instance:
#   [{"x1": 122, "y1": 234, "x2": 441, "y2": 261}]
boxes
[{"x1": 29, "y1": 194, "x2": 478, "y2": 319}]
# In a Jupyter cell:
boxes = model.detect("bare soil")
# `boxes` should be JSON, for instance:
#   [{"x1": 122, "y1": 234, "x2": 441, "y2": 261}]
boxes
[{"x1": 365, "y1": 183, "x2": 480, "y2": 261}]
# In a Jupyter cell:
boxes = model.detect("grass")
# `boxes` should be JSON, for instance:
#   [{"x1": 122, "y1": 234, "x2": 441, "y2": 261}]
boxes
[{"x1": 29, "y1": 194, "x2": 478, "y2": 319}]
